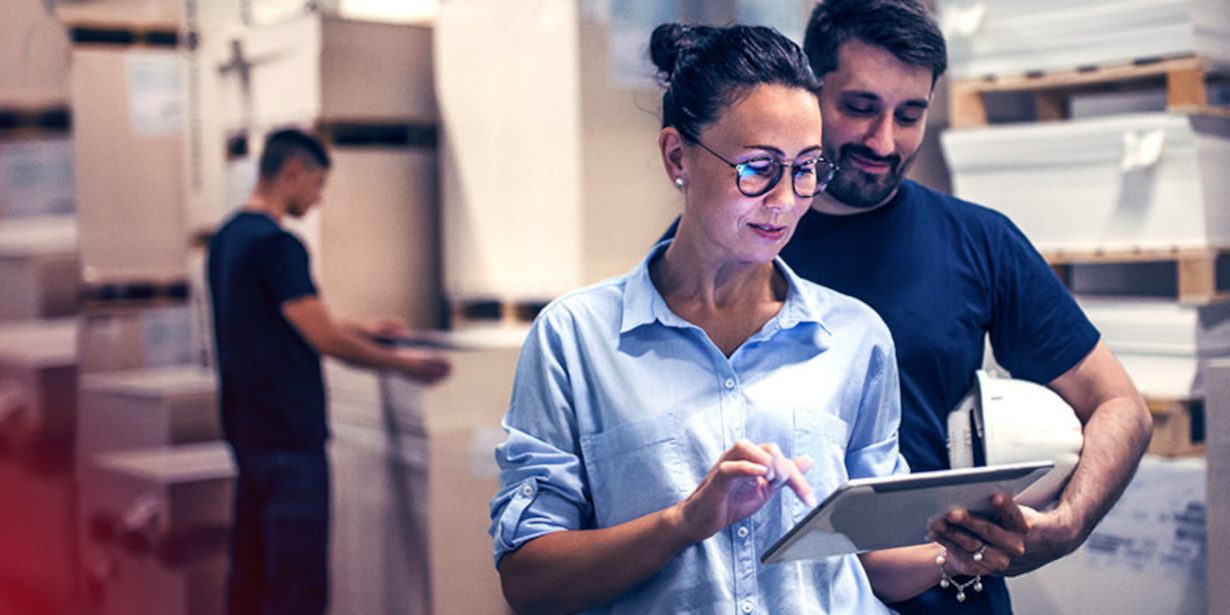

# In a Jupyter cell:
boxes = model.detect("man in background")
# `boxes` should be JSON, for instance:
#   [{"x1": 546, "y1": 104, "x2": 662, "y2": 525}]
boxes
[
  {"x1": 790, "y1": 1, "x2": 1152, "y2": 612},
  {"x1": 208, "y1": 128, "x2": 450, "y2": 614}
]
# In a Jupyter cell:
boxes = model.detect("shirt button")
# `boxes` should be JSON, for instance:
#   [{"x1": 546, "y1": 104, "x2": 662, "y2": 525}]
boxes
[
  {"x1": 724, "y1": 378, "x2": 735, "y2": 389},
  {"x1": 741, "y1": 601, "x2": 754, "y2": 613},
  {"x1": 521, "y1": 484, "x2": 533, "y2": 496},
  {"x1": 737, "y1": 526, "x2": 750, "y2": 538}
]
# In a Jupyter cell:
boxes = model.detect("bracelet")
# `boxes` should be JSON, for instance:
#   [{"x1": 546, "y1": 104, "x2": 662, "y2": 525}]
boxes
[{"x1": 936, "y1": 547, "x2": 983, "y2": 603}]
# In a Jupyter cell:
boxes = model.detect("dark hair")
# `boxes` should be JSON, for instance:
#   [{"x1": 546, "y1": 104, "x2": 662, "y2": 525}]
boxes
[
  {"x1": 650, "y1": 23, "x2": 821, "y2": 143},
  {"x1": 258, "y1": 129, "x2": 331, "y2": 181},
  {"x1": 803, "y1": 0, "x2": 947, "y2": 87}
]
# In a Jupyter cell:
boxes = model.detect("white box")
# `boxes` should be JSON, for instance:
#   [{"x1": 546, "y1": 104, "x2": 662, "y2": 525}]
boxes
[
  {"x1": 943, "y1": 113, "x2": 1230, "y2": 252},
  {"x1": 0, "y1": 318, "x2": 77, "y2": 447},
  {"x1": 940, "y1": 0, "x2": 1230, "y2": 79},
  {"x1": 1206, "y1": 360, "x2": 1230, "y2": 615},
  {"x1": 1079, "y1": 297, "x2": 1230, "y2": 398},
  {"x1": 324, "y1": 332, "x2": 522, "y2": 615},
  {"x1": 1007, "y1": 455, "x2": 1207, "y2": 615},
  {"x1": 0, "y1": 137, "x2": 75, "y2": 219},
  {"x1": 0, "y1": 217, "x2": 79, "y2": 321},
  {"x1": 437, "y1": 0, "x2": 678, "y2": 302},
  {"x1": 83, "y1": 442, "x2": 234, "y2": 615}
]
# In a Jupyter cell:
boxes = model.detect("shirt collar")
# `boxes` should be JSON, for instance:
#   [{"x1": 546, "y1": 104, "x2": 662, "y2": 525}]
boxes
[{"x1": 620, "y1": 240, "x2": 834, "y2": 343}]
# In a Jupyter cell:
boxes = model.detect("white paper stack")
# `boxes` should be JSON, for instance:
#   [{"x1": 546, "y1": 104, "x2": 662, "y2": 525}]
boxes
[
  {"x1": 1079, "y1": 297, "x2": 1230, "y2": 398},
  {"x1": 940, "y1": 0, "x2": 1230, "y2": 79},
  {"x1": 942, "y1": 112, "x2": 1230, "y2": 251},
  {"x1": 0, "y1": 217, "x2": 79, "y2": 321}
]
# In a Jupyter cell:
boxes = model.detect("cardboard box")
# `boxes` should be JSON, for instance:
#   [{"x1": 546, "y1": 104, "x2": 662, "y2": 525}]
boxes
[
  {"x1": 437, "y1": 0, "x2": 677, "y2": 303},
  {"x1": 943, "y1": 113, "x2": 1230, "y2": 252},
  {"x1": 317, "y1": 147, "x2": 440, "y2": 328},
  {"x1": 1006, "y1": 455, "x2": 1207, "y2": 614},
  {"x1": 1079, "y1": 297, "x2": 1230, "y2": 399},
  {"x1": 83, "y1": 442, "x2": 234, "y2": 615},
  {"x1": 52, "y1": 0, "x2": 183, "y2": 29},
  {"x1": 0, "y1": 318, "x2": 78, "y2": 448},
  {"x1": 0, "y1": 137, "x2": 75, "y2": 219},
  {"x1": 78, "y1": 304, "x2": 200, "y2": 374},
  {"x1": 324, "y1": 331, "x2": 522, "y2": 614},
  {"x1": 0, "y1": 0, "x2": 71, "y2": 107},
  {"x1": 70, "y1": 46, "x2": 188, "y2": 286},
  {"x1": 0, "y1": 217, "x2": 79, "y2": 321},
  {"x1": 940, "y1": 0, "x2": 1230, "y2": 79}
]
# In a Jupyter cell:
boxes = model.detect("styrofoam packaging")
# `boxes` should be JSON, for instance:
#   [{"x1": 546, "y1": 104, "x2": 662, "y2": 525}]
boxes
[
  {"x1": 1206, "y1": 360, "x2": 1230, "y2": 615},
  {"x1": 0, "y1": 318, "x2": 77, "y2": 444},
  {"x1": 1006, "y1": 455, "x2": 1207, "y2": 614},
  {"x1": 82, "y1": 442, "x2": 234, "y2": 615},
  {"x1": 70, "y1": 47, "x2": 189, "y2": 285},
  {"x1": 437, "y1": 0, "x2": 678, "y2": 304},
  {"x1": 940, "y1": 0, "x2": 1230, "y2": 79},
  {"x1": 1078, "y1": 297, "x2": 1230, "y2": 398},
  {"x1": 78, "y1": 304, "x2": 200, "y2": 374},
  {"x1": 0, "y1": 217, "x2": 79, "y2": 321},
  {"x1": 0, "y1": 0, "x2": 71, "y2": 107},
  {"x1": 0, "y1": 138, "x2": 75, "y2": 219},
  {"x1": 943, "y1": 112, "x2": 1230, "y2": 252}
]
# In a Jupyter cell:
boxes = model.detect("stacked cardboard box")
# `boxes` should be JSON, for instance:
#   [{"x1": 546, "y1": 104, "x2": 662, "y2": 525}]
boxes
[{"x1": 0, "y1": 217, "x2": 79, "y2": 321}]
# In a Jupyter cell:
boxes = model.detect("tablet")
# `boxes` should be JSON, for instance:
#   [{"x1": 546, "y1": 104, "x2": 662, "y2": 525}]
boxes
[{"x1": 761, "y1": 460, "x2": 1054, "y2": 564}]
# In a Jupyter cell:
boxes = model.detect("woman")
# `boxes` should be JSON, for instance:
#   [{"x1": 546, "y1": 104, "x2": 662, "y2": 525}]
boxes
[{"x1": 489, "y1": 23, "x2": 1021, "y2": 614}]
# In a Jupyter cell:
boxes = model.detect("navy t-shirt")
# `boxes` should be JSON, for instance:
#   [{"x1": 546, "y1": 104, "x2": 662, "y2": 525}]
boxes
[
  {"x1": 662, "y1": 179, "x2": 1099, "y2": 614},
  {"x1": 782, "y1": 180, "x2": 1099, "y2": 614},
  {"x1": 208, "y1": 211, "x2": 327, "y2": 451}
]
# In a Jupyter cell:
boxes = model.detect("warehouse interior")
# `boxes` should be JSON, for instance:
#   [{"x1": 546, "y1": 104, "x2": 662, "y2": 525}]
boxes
[{"x1": 0, "y1": 0, "x2": 1226, "y2": 613}]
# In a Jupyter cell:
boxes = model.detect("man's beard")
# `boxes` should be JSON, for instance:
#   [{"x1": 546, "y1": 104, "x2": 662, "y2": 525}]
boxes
[{"x1": 824, "y1": 144, "x2": 914, "y2": 209}]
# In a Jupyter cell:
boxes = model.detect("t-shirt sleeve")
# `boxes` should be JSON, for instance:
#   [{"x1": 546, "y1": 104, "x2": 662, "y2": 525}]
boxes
[
  {"x1": 988, "y1": 215, "x2": 1100, "y2": 384},
  {"x1": 258, "y1": 232, "x2": 317, "y2": 305}
]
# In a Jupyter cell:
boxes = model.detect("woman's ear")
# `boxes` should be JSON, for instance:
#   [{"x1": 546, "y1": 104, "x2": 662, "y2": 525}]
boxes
[{"x1": 658, "y1": 127, "x2": 687, "y2": 187}]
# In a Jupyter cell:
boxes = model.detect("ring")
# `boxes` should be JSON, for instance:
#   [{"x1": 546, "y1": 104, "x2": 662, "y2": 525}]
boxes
[{"x1": 972, "y1": 545, "x2": 987, "y2": 562}]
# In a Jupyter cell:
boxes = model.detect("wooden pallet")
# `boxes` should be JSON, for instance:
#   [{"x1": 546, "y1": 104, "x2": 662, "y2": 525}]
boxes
[
  {"x1": 80, "y1": 279, "x2": 192, "y2": 310},
  {"x1": 449, "y1": 298, "x2": 548, "y2": 328},
  {"x1": 314, "y1": 119, "x2": 438, "y2": 149},
  {"x1": 1046, "y1": 246, "x2": 1230, "y2": 305},
  {"x1": 1147, "y1": 397, "x2": 1205, "y2": 458},
  {"x1": 67, "y1": 23, "x2": 181, "y2": 48},
  {"x1": 950, "y1": 54, "x2": 1230, "y2": 129},
  {"x1": 0, "y1": 105, "x2": 71, "y2": 138}
]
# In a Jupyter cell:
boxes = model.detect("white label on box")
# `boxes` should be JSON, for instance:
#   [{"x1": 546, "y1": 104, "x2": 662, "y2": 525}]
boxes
[
  {"x1": 142, "y1": 306, "x2": 196, "y2": 367},
  {"x1": 126, "y1": 53, "x2": 184, "y2": 138}
]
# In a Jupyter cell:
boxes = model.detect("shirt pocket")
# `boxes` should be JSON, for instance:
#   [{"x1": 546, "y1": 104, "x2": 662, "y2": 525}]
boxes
[
  {"x1": 580, "y1": 411, "x2": 686, "y2": 528},
  {"x1": 792, "y1": 409, "x2": 851, "y2": 522}
]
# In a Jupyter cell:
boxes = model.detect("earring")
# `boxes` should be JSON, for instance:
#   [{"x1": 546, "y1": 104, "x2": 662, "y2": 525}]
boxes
[{"x1": 674, "y1": 177, "x2": 685, "y2": 188}]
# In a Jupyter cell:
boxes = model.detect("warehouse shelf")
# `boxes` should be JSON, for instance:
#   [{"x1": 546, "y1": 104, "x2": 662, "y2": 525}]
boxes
[{"x1": 949, "y1": 53, "x2": 1230, "y2": 129}]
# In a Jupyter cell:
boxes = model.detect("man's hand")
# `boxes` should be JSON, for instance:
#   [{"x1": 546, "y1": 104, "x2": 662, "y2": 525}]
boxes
[
  {"x1": 929, "y1": 493, "x2": 1029, "y2": 577},
  {"x1": 396, "y1": 348, "x2": 452, "y2": 384}
]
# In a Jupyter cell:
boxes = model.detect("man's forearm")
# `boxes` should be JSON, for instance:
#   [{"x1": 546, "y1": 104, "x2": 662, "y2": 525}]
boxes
[{"x1": 1057, "y1": 393, "x2": 1151, "y2": 541}]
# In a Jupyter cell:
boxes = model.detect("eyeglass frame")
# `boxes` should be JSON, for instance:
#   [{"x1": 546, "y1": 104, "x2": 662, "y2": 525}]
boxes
[{"x1": 689, "y1": 139, "x2": 838, "y2": 199}]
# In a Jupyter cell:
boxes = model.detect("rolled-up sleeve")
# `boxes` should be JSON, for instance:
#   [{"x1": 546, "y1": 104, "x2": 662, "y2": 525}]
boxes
[
  {"x1": 845, "y1": 334, "x2": 910, "y2": 480},
  {"x1": 489, "y1": 311, "x2": 593, "y2": 567}
]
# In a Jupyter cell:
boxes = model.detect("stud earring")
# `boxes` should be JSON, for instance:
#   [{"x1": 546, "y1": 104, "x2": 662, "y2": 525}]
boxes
[{"x1": 674, "y1": 177, "x2": 685, "y2": 188}]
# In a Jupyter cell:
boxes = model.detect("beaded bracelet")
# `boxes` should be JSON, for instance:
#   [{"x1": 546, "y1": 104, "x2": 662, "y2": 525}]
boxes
[{"x1": 936, "y1": 547, "x2": 983, "y2": 603}]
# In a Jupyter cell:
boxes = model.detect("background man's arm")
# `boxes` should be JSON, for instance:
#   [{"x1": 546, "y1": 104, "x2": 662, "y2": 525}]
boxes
[{"x1": 282, "y1": 295, "x2": 450, "y2": 383}]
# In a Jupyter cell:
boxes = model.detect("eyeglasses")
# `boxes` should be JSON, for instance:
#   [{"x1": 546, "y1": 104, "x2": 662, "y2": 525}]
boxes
[{"x1": 692, "y1": 139, "x2": 837, "y2": 199}]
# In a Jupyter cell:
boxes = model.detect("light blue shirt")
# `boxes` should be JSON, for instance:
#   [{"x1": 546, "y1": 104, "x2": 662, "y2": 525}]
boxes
[{"x1": 490, "y1": 242, "x2": 907, "y2": 614}]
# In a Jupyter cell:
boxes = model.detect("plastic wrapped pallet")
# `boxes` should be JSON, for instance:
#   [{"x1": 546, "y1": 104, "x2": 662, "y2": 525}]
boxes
[
  {"x1": 942, "y1": 112, "x2": 1230, "y2": 252},
  {"x1": 940, "y1": 0, "x2": 1230, "y2": 79},
  {"x1": 1006, "y1": 455, "x2": 1207, "y2": 614},
  {"x1": 81, "y1": 442, "x2": 234, "y2": 615},
  {"x1": 1078, "y1": 297, "x2": 1230, "y2": 399},
  {"x1": 0, "y1": 217, "x2": 79, "y2": 321}
]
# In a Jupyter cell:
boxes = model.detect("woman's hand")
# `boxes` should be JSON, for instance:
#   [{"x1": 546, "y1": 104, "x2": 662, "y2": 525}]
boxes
[{"x1": 670, "y1": 439, "x2": 815, "y2": 544}]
